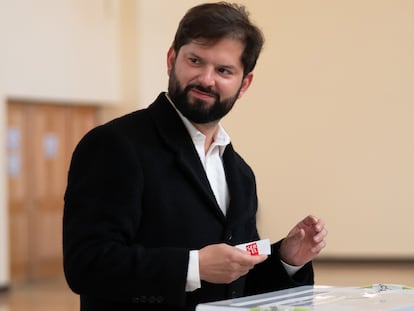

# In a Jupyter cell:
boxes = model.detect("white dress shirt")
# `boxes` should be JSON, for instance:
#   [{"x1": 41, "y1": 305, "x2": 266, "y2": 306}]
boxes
[{"x1": 166, "y1": 94, "x2": 302, "y2": 292}]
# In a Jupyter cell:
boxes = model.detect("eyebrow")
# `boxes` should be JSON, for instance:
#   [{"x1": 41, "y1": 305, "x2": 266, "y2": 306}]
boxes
[{"x1": 186, "y1": 52, "x2": 239, "y2": 71}]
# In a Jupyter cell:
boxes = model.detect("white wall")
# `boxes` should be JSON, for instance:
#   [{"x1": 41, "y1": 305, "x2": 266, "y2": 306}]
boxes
[
  {"x1": 222, "y1": 0, "x2": 414, "y2": 258},
  {"x1": 3, "y1": 0, "x2": 121, "y2": 102},
  {"x1": 135, "y1": 1, "x2": 203, "y2": 106},
  {"x1": 0, "y1": 0, "x2": 122, "y2": 286}
]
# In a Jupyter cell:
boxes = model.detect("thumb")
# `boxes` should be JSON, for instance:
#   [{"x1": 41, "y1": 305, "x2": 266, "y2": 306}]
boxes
[{"x1": 288, "y1": 227, "x2": 305, "y2": 243}]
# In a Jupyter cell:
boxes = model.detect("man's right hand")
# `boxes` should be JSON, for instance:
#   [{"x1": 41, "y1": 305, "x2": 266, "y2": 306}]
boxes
[{"x1": 198, "y1": 243, "x2": 268, "y2": 284}]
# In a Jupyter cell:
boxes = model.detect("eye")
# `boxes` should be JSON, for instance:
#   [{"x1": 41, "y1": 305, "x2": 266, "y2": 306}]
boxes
[
  {"x1": 188, "y1": 57, "x2": 200, "y2": 65},
  {"x1": 218, "y1": 67, "x2": 233, "y2": 76}
]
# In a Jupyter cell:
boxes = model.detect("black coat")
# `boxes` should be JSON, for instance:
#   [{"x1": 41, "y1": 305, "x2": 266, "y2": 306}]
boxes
[{"x1": 63, "y1": 93, "x2": 313, "y2": 311}]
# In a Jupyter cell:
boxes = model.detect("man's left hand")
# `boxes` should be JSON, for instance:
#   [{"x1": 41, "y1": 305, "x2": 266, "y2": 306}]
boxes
[{"x1": 279, "y1": 215, "x2": 327, "y2": 266}]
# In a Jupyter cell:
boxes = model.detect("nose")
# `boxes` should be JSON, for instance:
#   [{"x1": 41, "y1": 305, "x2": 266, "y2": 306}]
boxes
[{"x1": 197, "y1": 66, "x2": 215, "y2": 88}]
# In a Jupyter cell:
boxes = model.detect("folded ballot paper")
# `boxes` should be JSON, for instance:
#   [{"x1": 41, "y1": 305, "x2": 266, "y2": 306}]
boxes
[
  {"x1": 196, "y1": 284, "x2": 414, "y2": 311},
  {"x1": 235, "y1": 239, "x2": 271, "y2": 256}
]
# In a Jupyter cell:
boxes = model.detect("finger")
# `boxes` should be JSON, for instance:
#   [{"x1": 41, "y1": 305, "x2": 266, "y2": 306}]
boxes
[
  {"x1": 237, "y1": 253, "x2": 268, "y2": 268},
  {"x1": 287, "y1": 225, "x2": 303, "y2": 239},
  {"x1": 252, "y1": 254, "x2": 268, "y2": 264},
  {"x1": 314, "y1": 219, "x2": 326, "y2": 232},
  {"x1": 311, "y1": 240, "x2": 327, "y2": 253},
  {"x1": 313, "y1": 227, "x2": 328, "y2": 243},
  {"x1": 293, "y1": 228, "x2": 306, "y2": 241},
  {"x1": 234, "y1": 247, "x2": 251, "y2": 256},
  {"x1": 241, "y1": 253, "x2": 268, "y2": 263},
  {"x1": 306, "y1": 217, "x2": 326, "y2": 235},
  {"x1": 301, "y1": 215, "x2": 320, "y2": 228},
  {"x1": 302, "y1": 215, "x2": 319, "y2": 227}
]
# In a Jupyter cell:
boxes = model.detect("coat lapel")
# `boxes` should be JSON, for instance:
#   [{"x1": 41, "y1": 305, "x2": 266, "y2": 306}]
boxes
[
  {"x1": 148, "y1": 93, "x2": 225, "y2": 222},
  {"x1": 223, "y1": 144, "x2": 257, "y2": 226}
]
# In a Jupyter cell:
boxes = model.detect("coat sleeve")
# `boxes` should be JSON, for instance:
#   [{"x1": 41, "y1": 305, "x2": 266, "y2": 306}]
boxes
[
  {"x1": 63, "y1": 125, "x2": 189, "y2": 306},
  {"x1": 244, "y1": 240, "x2": 314, "y2": 296}
]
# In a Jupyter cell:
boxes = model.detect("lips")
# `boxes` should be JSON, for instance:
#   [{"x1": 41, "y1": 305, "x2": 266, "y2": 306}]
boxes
[{"x1": 189, "y1": 87, "x2": 217, "y2": 100}]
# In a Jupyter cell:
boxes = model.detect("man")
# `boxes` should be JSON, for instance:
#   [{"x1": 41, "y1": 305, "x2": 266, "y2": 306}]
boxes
[{"x1": 63, "y1": 2, "x2": 327, "y2": 311}]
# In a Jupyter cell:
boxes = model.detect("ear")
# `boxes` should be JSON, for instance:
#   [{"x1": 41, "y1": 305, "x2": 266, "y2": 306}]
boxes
[
  {"x1": 238, "y1": 72, "x2": 254, "y2": 98},
  {"x1": 167, "y1": 47, "x2": 176, "y2": 76}
]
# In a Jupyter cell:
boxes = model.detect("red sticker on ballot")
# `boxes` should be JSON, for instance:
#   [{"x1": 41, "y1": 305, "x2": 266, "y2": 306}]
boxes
[{"x1": 245, "y1": 242, "x2": 259, "y2": 256}]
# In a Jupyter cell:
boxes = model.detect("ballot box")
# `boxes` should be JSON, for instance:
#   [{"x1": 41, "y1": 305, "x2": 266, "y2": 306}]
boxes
[{"x1": 196, "y1": 284, "x2": 414, "y2": 311}]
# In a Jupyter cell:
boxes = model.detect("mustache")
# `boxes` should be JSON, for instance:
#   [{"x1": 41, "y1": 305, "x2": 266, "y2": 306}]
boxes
[{"x1": 186, "y1": 84, "x2": 219, "y2": 98}]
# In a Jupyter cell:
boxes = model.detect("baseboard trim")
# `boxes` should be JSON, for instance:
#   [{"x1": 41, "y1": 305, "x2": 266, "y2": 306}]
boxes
[{"x1": 314, "y1": 257, "x2": 414, "y2": 264}]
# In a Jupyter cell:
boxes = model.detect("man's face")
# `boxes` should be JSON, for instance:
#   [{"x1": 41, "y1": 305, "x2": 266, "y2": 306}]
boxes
[{"x1": 167, "y1": 38, "x2": 253, "y2": 124}]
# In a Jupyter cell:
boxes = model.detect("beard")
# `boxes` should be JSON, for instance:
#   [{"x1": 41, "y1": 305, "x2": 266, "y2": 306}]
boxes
[{"x1": 168, "y1": 66, "x2": 241, "y2": 124}]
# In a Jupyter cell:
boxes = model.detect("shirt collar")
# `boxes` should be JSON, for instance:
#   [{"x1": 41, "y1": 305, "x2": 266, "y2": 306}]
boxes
[{"x1": 165, "y1": 93, "x2": 231, "y2": 155}]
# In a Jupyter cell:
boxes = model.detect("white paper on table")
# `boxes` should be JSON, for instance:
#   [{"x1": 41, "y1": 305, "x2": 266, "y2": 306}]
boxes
[{"x1": 235, "y1": 238, "x2": 271, "y2": 255}]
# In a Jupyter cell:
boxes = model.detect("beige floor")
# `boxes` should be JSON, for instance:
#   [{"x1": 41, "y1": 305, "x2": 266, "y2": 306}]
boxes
[
  {"x1": 0, "y1": 278, "x2": 78, "y2": 311},
  {"x1": 0, "y1": 261, "x2": 413, "y2": 311}
]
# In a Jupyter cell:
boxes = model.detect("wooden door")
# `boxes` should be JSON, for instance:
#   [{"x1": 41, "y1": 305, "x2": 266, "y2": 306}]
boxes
[
  {"x1": 7, "y1": 101, "x2": 98, "y2": 282},
  {"x1": 7, "y1": 102, "x2": 31, "y2": 282}
]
